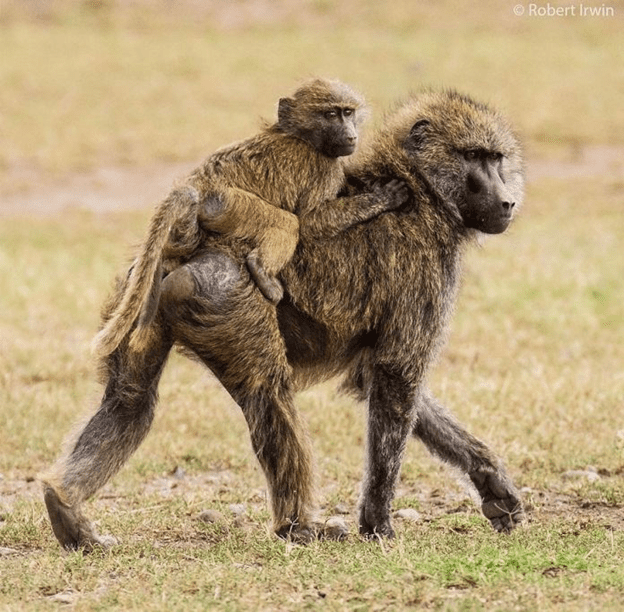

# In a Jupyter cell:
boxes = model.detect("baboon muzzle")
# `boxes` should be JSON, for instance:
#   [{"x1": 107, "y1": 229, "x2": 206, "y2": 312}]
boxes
[{"x1": 466, "y1": 165, "x2": 515, "y2": 234}]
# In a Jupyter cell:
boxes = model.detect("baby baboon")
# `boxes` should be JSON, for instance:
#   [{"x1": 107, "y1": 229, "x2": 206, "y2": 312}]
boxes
[
  {"x1": 42, "y1": 90, "x2": 525, "y2": 550},
  {"x1": 93, "y1": 78, "x2": 407, "y2": 358}
]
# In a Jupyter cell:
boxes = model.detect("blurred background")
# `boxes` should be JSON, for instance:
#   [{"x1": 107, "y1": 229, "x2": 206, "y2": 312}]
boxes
[
  {"x1": 1, "y1": 2, "x2": 623, "y2": 607},
  {"x1": 1, "y1": 0, "x2": 622, "y2": 197}
]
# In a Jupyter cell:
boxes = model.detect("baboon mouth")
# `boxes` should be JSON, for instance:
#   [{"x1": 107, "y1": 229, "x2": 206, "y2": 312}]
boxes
[
  {"x1": 482, "y1": 214, "x2": 513, "y2": 234},
  {"x1": 333, "y1": 144, "x2": 357, "y2": 157}
]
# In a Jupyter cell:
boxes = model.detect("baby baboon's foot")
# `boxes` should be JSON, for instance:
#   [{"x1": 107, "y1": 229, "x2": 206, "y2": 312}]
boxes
[
  {"x1": 246, "y1": 252, "x2": 283, "y2": 303},
  {"x1": 358, "y1": 504, "x2": 395, "y2": 540},
  {"x1": 470, "y1": 470, "x2": 525, "y2": 533},
  {"x1": 44, "y1": 487, "x2": 117, "y2": 552}
]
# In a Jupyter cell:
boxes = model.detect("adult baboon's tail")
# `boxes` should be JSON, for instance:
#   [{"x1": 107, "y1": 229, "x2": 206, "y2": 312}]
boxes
[{"x1": 92, "y1": 186, "x2": 199, "y2": 358}]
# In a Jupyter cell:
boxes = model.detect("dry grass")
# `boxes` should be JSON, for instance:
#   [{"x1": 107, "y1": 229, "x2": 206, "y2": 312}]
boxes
[{"x1": 1, "y1": 1, "x2": 623, "y2": 610}]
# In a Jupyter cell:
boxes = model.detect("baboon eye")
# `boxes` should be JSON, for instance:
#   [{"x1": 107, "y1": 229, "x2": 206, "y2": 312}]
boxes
[
  {"x1": 488, "y1": 152, "x2": 503, "y2": 162},
  {"x1": 325, "y1": 110, "x2": 338, "y2": 120},
  {"x1": 343, "y1": 108, "x2": 353, "y2": 117},
  {"x1": 464, "y1": 150, "x2": 479, "y2": 161}
]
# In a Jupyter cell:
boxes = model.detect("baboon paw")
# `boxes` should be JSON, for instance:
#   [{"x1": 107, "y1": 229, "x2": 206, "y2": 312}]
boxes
[
  {"x1": 246, "y1": 254, "x2": 283, "y2": 303},
  {"x1": 257, "y1": 277, "x2": 284, "y2": 304},
  {"x1": 198, "y1": 193, "x2": 225, "y2": 225},
  {"x1": 358, "y1": 507, "x2": 395, "y2": 540},
  {"x1": 276, "y1": 522, "x2": 319, "y2": 545},
  {"x1": 471, "y1": 470, "x2": 525, "y2": 532},
  {"x1": 483, "y1": 498, "x2": 525, "y2": 533},
  {"x1": 359, "y1": 523, "x2": 395, "y2": 540},
  {"x1": 374, "y1": 178, "x2": 411, "y2": 210},
  {"x1": 44, "y1": 487, "x2": 116, "y2": 552}
]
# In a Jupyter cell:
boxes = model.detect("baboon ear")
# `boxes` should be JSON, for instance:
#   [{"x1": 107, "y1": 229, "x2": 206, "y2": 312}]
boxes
[
  {"x1": 278, "y1": 97, "x2": 295, "y2": 125},
  {"x1": 405, "y1": 119, "x2": 430, "y2": 152}
]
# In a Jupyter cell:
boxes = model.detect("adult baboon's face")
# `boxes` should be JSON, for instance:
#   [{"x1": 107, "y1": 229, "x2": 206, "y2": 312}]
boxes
[
  {"x1": 401, "y1": 96, "x2": 523, "y2": 235},
  {"x1": 457, "y1": 148, "x2": 516, "y2": 234}
]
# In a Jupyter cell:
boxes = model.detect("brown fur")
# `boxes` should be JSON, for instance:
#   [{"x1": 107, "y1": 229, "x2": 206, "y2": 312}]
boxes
[
  {"x1": 92, "y1": 78, "x2": 406, "y2": 359},
  {"x1": 42, "y1": 89, "x2": 525, "y2": 550}
]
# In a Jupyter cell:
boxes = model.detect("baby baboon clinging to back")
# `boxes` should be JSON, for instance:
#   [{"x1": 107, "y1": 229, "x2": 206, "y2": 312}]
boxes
[
  {"x1": 43, "y1": 89, "x2": 525, "y2": 551},
  {"x1": 93, "y1": 78, "x2": 407, "y2": 358}
]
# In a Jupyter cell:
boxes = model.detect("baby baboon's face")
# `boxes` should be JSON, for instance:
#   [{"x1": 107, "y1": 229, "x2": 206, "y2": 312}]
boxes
[
  {"x1": 314, "y1": 106, "x2": 359, "y2": 158},
  {"x1": 277, "y1": 78, "x2": 367, "y2": 159}
]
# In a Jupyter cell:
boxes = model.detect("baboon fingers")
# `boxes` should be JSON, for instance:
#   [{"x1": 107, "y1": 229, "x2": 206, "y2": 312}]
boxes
[
  {"x1": 471, "y1": 469, "x2": 525, "y2": 532},
  {"x1": 482, "y1": 499, "x2": 525, "y2": 533},
  {"x1": 357, "y1": 513, "x2": 391, "y2": 540},
  {"x1": 274, "y1": 518, "x2": 349, "y2": 544},
  {"x1": 44, "y1": 487, "x2": 81, "y2": 550},
  {"x1": 275, "y1": 521, "x2": 319, "y2": 545},
  {"x1": 381, "y1": 178, "x2": 411, "y2": 208}
]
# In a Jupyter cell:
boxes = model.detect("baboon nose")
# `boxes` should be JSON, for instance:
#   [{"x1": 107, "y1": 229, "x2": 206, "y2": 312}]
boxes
[{"x1": 502, "y1": 201, "x2": 515, "y2": 212}]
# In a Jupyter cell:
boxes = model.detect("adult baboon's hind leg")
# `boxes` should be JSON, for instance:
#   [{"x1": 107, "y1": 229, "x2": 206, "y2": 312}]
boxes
[
  {"x1": 413, "y1": 392, "x2": 524, "y2": 532},
  {"x1": 161, "y1": 252, "x2": 320, "y2": 542},
  {"x1": 41, "y1": 326, "x2": 173, "y2": 551}
]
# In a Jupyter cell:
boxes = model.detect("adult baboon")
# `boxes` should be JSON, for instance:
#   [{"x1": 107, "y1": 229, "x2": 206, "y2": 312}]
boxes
[
  {"x1": 42, "y1": 90, "x2": 525, "y2": 550},
  {"x1": 93, "y1": 78, "x2": 407, "y2": 358}
]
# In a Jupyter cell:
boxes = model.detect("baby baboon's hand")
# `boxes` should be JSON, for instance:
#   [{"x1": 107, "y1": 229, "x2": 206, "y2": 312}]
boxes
[{"x1": 373, "y1": 179, "x2": 410, "y2": 210}]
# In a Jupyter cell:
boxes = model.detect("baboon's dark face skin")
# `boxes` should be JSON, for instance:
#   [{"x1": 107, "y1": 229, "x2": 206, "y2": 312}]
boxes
[
  {"x1": 459, "y1": 149, "x2": 516, "y2": 234},
  {"x1": 304, "y1": 107, "x2": 359, "y2": 158}
]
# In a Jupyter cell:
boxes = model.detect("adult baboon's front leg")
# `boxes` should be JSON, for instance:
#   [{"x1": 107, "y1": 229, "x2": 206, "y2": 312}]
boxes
[
  {"x1": 42, "y1": 328, "x2": 173, "y2": 550},
  {"x1": 359, "y1": 366, "x2": 416, "y2": 538},
  {"x1": 413, "y1": 392, "x2": 524, "y2": 532}
]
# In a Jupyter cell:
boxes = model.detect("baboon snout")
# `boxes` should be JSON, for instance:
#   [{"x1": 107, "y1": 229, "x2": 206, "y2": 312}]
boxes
[
  {"x1": 463, "y1": 166, "x2": 516, "y2": 234},
  {"x1": 467, "y1": 167, "x2": 515, "y2": 213},
  {"x1": 501, "y1": 199, "x2": 515, "y2": 212}
]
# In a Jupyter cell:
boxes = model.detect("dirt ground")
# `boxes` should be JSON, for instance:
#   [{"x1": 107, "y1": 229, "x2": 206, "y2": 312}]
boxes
[{"x1": 2, "y1": 463, "x2": 624, "y2": 544}]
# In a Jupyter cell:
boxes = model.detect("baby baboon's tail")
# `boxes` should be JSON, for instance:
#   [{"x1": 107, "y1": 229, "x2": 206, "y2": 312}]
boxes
[{"x1": 92, "y1": 186, "x2": 199, "y2": 358}]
